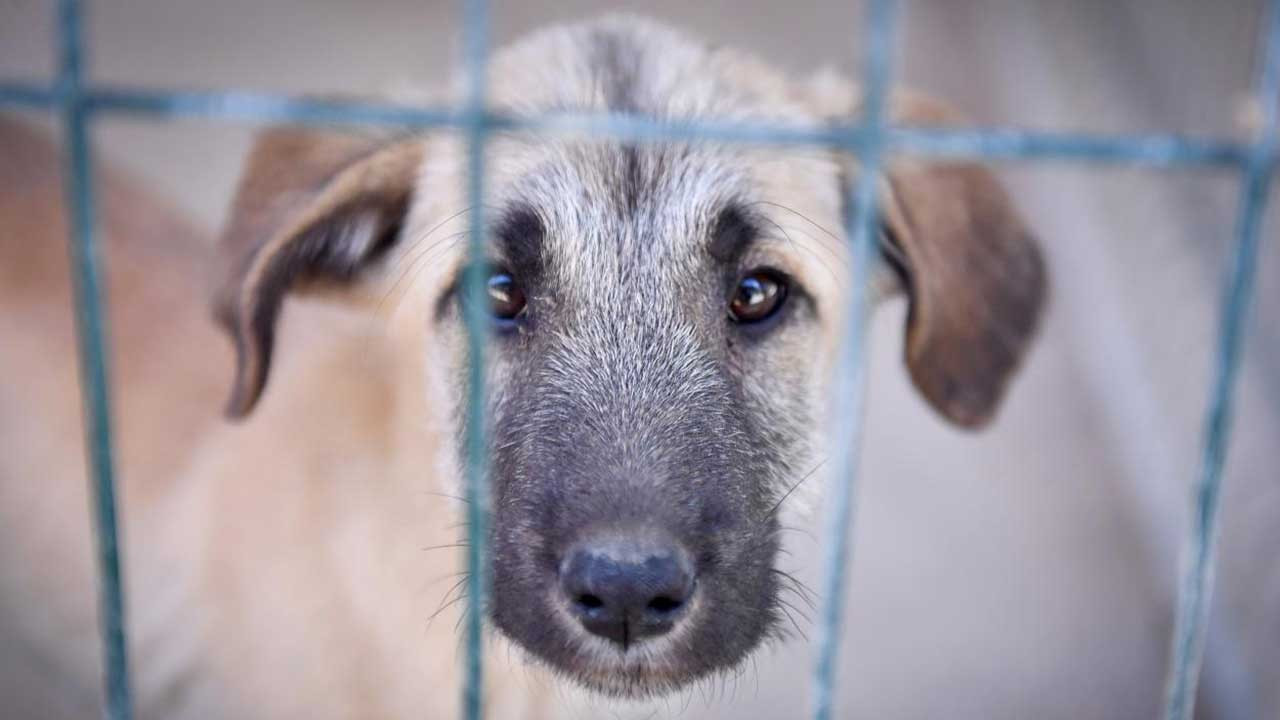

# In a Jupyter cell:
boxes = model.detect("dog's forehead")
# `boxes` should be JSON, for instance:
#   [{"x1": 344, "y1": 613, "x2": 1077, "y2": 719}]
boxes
[
  {"x1": 475, "y1": 16, "x2": 845, "y2": 273},
  {"x1": 403, "y1": 15, "x2": 851, "y2": 321},
  {"x1": 482, "y1": 16, "x2": 805, "y2": 125}
]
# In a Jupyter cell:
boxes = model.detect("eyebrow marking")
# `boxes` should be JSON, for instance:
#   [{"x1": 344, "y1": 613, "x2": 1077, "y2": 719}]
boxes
[
  {"x1": 707, "y1": 203, "x2": 758, "y2": 265},
  {"x1": 432, "y1": 204, "x2": 545, "y2": 322},
  {"x1": 494, "y1": 204, "x2": 546, "y2": 280}
]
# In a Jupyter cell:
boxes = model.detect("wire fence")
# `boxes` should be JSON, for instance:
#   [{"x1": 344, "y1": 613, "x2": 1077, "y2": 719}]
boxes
[{"x1": 1, "y1": 0, "x2": 1277, "y2": 718}]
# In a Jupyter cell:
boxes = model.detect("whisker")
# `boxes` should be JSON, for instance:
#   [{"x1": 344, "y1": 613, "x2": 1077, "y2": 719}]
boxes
[
  {"x1": 453, "y1": 599, "x2": 479, "y2": 634},
  {"x1": 763, "y1": 457, "x2": 828, "y2": 522},
  {"x1": 378, "y1": 231, "x2": 467, "y2": 311},
  {"x1": 774, "y1": 600, "x2": 809, "y2": 642},
  {"x1": 748, "y1": 199, "x2": 844, "y2": 245},
  {"x1": 426, "y1": 580, "x2": 470, "y2": 630},
  {"x1": 776, "y1": 524, "x2": 819, "y2": 544},
  {"x1": 771, "y1": 569, "x2": 818, "y2": 607},
  {"x1": 422, "y1": 490, "x2": 470, "y2": 504},
  {"x1": 420, "y1": 542, "x2": 470, "y2": 553},
  {"x1": 752, "y1": 213, "x2": 846, "y2": 291},
  {"x1": 384, "y1": 204, "x2": 476, "y2": 274},
  {"x1": 376, "y1": 200, "x2": 503, "y2": 312}
]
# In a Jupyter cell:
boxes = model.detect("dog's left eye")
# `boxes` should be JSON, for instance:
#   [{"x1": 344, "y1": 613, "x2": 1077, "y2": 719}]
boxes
[{"x1": 729, "y1": 270, "x2": 787, "y2": 324}]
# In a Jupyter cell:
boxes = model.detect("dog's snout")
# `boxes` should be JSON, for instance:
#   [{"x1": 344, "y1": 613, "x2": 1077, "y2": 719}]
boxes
[{"x1": 559, "y1": 531, "x2": 696, "y2": 648}]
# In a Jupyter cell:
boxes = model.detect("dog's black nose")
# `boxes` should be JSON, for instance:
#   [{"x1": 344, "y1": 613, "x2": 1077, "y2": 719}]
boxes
[{"x1": 559, "y1": 531, "x2": 696, "y2": 648}]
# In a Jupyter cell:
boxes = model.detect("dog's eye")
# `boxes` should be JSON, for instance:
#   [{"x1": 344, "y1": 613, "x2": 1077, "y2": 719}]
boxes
[
  {"x1": 487, "y1": 271, "x2": 526, "y2": 321},
  {"x1": 729, "y1": 270, "x2": 787, "y2": 324}
]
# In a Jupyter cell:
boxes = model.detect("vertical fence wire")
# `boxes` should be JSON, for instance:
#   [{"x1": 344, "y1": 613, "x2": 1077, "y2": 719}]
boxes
[
  {"x1": 460, "y1": 0, "x2": 492, "y2": 718},
  {"x1": 54, "y1": 0, "x2": 133, "y2": 718},
  {"x1": 809, "y1": 1, "x2": 897, "y2": 718},
  {"x1": 1162, "y1": 1, "x2": 1280, "y2": 718}
]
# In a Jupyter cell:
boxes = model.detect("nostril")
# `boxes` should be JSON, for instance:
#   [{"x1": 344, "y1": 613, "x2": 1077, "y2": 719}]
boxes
[
  {"x1": 646, "y1": 595, "x2": 683, "y2": 615},
  {"x1": 559, "y1": 531, "x2": 697, "y2": 646}
]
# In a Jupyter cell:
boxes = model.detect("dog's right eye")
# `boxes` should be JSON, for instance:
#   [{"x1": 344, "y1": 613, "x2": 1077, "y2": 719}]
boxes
[
  {"x1": 487, "y1": 271, "x2": 527, "y2": 321},
  {"x1": 729, "y1": 269, "x2": 788, "y2": 324}
]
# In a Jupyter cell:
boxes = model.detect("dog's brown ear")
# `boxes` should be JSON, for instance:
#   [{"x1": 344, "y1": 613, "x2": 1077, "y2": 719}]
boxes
[
  {"x1": 878, "y1": 95, "x2": 1046, "y2": 428},
  {"x1": 215, "y1": 127, "x2": 424, "y2": 419}
]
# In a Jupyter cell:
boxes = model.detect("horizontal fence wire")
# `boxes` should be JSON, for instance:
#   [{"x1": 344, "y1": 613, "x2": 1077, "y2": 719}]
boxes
[
  {"x1": 1163, "y1": 2, "x2": 1280, "y2": 719},
  {"x1": 0, "y1": 0, "x2": 1275, "y2": 718},
  {"x1": 0, "y1": 82, "x2": 1259, "y2": 167}
]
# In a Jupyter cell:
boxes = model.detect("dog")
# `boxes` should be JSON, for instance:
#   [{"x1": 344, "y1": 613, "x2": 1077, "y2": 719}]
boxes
[{"x1": 0, "y1": 15, "x2": 1043, "y2": 718}]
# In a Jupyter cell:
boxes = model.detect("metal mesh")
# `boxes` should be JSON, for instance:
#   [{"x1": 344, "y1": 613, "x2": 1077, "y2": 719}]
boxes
[{"x1": 1, "y1": 0, "x2": 1276, "y2": 718}]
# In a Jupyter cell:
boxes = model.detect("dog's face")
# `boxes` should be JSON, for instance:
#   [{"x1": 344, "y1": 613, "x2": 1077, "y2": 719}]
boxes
[
  {"x1": 458, "y1": 141, "x2": 838, "y2": 695},
  {"x1": 212, "y1": 17, "x2": 1044, "y2": 699}
]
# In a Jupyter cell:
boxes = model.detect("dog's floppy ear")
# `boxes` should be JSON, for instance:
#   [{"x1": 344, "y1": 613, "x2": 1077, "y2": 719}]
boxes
[
  {"x1": 877, "y1": 94, "x2": 1046, "y2": 428},
  {"x1": 214, "y1": 127, "x2": 424, "y2": 419}
]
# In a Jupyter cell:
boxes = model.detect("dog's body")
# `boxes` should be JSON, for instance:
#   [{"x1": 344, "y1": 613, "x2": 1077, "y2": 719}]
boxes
[
  {"x1": 1, "y1": 17, "x2": 1052, "y2": 719},
  {"x1": 0, "y1": 117, "x2": 540, "y2": 718}
]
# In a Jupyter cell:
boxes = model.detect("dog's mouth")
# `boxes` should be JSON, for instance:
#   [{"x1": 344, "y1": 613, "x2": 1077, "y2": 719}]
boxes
[
  {"x1": 547, "y1": 642, "x2": 693, "y2": 697},
  {"x1": 549, "y1": 642, "x2": 711, "y2": 699}
]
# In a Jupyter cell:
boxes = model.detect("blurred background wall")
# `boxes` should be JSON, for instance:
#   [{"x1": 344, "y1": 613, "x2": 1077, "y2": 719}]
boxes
[{"x1": 2, "y1": 1, "x2": 1277, "y2": 717}]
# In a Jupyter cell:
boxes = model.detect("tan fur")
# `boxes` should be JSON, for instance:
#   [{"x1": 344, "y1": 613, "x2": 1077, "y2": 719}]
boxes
[
  {"x1": 0, "y1": 116, "x2": 226, "y2": 716},
  {"x1": 0, "y1": 117, "x2": 560, "y2": 719}
]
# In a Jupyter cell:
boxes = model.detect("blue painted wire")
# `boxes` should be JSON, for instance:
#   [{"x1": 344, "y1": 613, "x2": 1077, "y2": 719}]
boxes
[
  {"x1": 0, "y1": 81, "x2": 1255, "y2": 167},
  {"x1": 460, "y1": 0, "x2": 492, "y2": 718},
  {"x1": 1162, "y1": 1, "x2": 1280, "y2": 718},
  {"x1": 54, "y1": 0, "x2": 133, "y2": 718},
  {"x1": 810, "y1": 1, "x2": 897, "y2": 718},
  {"x1": 0, "y1": 81, "x2": 57, "y2": 108},
  {"x1": 887, "y1": 125, "x2": 1247, "y2": 166}
]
